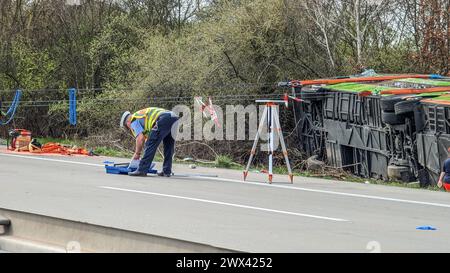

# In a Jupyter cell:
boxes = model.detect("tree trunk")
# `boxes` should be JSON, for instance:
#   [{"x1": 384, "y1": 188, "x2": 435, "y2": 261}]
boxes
[{"x1": 355, "y1": 0, "x2": 363, "y2": 67}]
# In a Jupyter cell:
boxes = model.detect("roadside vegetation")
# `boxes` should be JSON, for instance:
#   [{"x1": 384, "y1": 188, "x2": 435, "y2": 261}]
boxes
[{"x1": 1, "y1": 1, "x2": 449, "y2": 139}]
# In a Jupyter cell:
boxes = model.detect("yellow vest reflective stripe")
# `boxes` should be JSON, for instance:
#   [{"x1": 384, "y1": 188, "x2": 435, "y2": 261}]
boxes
[
  {"x1": 145, "y1": 108, "x2": 165, "y2": 132},
  {"x1": 130, "y1": 107, "x2": 166, "y2": 137}
]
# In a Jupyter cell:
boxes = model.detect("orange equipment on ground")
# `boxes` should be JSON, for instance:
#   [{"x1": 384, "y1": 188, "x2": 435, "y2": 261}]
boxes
[
  {"x1": 6, "y1": 128, "x2": 92, "y2": 155},
  {"x1": 8, "y1": 129, "x2": 32, "y2": 152},
  {"x1": 28, "y1": 142, "x2": 91, "y2": 155}
]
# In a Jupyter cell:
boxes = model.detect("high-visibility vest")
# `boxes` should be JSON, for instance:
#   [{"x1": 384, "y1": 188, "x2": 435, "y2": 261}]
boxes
[{"x1": 130, "y1": 107, "x2": 167, "y2": 137}]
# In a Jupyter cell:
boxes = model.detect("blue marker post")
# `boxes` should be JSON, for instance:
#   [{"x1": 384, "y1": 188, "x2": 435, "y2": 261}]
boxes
[
  {"x1": 69, "y1": 88, "x2": 77, "y2": 126},
  {"x1": 0, "y1": 89, "x2": 22, "y2": 126}
]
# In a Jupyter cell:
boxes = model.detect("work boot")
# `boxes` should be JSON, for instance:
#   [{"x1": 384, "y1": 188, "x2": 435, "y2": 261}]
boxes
[
  {"x1": 157, "y1": 172, "x2": 172, "y2": 177},
  {"x1": 128, "y1": 170, "x2": 147, "y2": 177}
]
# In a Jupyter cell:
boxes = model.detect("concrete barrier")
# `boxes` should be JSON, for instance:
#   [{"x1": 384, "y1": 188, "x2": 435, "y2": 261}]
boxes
[{"x1": 0, "y1": 208, "x2": 233, "y2": 253}]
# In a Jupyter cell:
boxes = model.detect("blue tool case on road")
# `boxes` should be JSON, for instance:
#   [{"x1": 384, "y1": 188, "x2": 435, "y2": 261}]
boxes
[{"x1": 104, "y1": 162, "x2": 157, "y2": 175}]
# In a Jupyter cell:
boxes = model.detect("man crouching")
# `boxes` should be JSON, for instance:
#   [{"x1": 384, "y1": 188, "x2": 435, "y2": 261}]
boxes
[{"x1": 120, "y1": 107, "x2": 179, "y2": 177}]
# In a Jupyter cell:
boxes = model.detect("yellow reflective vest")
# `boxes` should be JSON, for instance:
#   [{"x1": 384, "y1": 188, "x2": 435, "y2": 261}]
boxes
[{"x1": 130, "y1": 107, "x2": 167, "y2": 137}]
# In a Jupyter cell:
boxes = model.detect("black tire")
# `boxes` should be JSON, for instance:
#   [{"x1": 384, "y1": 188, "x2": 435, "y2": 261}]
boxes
[
  {"x1": 394, "y1": 98, "x2": 421, "y2": 115},
  {"x1": 380, "y1": 96, "x2": 405, "y2": 112},
  {"x1": 382, "y1": 111, "x2": 405, "y2": 125}
]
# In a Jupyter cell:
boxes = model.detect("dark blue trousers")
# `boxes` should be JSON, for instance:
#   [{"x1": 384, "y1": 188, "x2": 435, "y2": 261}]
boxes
[{"x1": 138, "y1": 112, "x2": 179, "y2": 174}]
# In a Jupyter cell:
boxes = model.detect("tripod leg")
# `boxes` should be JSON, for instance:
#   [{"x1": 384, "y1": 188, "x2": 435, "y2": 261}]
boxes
[
  {"x1": 268, "y1": 105, "x2": 274, "y2": 183},
  {"x1": 244, "y1": 106, "x2": 268, "y2": 181},
  {"x1": 273, "y1": 108, "x2": 294, "y2": 183}
]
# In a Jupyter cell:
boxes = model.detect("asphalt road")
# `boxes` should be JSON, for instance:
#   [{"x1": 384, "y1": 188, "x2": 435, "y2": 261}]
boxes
[{"x1": 1, "y1": 150, "x2": 450, "y2": 252}]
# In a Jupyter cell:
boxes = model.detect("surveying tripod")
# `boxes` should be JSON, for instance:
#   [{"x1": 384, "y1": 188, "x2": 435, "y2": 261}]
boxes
[{"x1": 243, "y1": 100, "x2": 293, "y2": 184}]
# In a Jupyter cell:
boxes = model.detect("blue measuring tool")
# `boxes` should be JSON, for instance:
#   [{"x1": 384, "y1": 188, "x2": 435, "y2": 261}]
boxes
[{"x1": 104, "y1": 161, "x2": 157, "y2": 175}]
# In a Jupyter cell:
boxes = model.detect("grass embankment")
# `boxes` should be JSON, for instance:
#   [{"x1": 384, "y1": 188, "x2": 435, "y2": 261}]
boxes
[{"x1": 1, "y1": 137, "x2": 443, "y2": 192}]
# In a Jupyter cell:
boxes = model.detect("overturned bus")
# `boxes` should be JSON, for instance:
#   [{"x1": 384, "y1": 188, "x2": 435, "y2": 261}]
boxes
[{"x1": 283, "y1": 73, "x2": 450, "y2": 187}]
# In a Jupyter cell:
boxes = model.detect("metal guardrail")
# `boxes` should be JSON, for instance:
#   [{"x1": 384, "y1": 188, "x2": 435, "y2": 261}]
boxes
[
  {"x1": 0, "y1": 208, "x2": 234, "y2": 253},
  {"x1": 0, "y1": 216, "x2": 10, "y2": 251},
  {"x1": 0, "y1": 216, "x2": 10, "y2": 227}
]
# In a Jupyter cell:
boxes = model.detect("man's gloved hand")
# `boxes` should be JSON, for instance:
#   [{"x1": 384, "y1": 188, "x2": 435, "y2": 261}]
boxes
[{"x1": 129, "y1": 159, "x2": 140, "y2": 169}]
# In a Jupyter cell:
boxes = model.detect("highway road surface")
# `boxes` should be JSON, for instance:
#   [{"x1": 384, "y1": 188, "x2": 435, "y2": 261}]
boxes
[{"x1": 1, "y1": 150, "x2": 450, "y2": 252}]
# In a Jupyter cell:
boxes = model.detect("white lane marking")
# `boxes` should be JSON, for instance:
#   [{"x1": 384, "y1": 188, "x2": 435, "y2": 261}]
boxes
[
  {"x1": 100, "y1": 186, "x2": 349, "y2": 222},
  {"x1": 188, "y1": 176, "x2": 450, "y2": 209},
  {"x1": 0, "y1": 153, "x2": 103, "y2": 167},
  {"x1": 3, "y1": 152, "x2": 450, "y2": 209}
]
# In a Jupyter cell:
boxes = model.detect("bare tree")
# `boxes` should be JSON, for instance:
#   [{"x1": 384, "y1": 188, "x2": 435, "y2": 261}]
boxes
[
  {"x1": 301, "y1": 0, "x2": 337, "y2": 69},
  {"x1": 302, "y1": 0, "x2": 392, "y2": 67}
]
